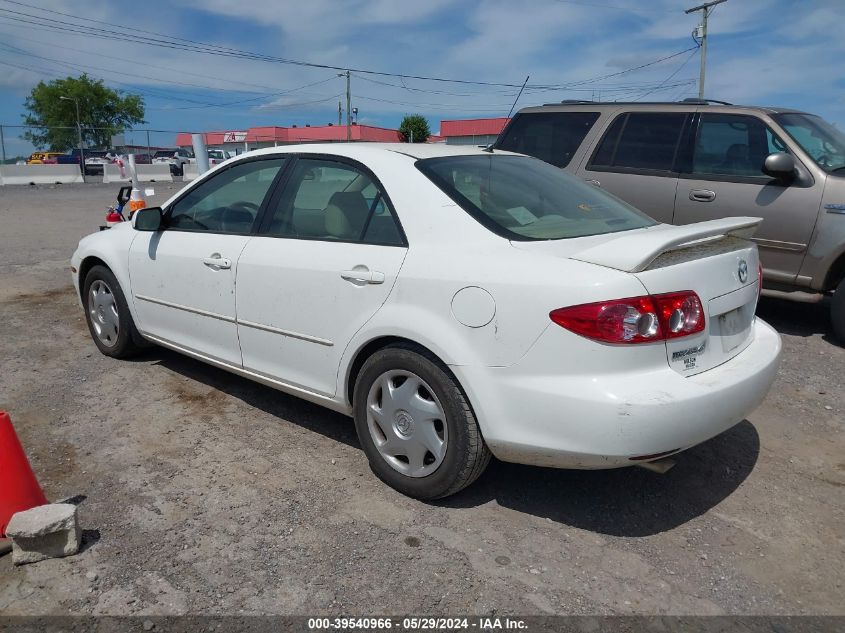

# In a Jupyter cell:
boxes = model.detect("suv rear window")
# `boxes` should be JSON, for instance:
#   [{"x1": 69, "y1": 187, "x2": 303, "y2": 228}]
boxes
[
  {"x1": 495, "y1": 112, "x2": 600, "y2": 168},
  {"x1": 417, "y1": 154, "x2": 655, "y2": 241},
  {"x1": 590, "y1": 112, "x2": 687, "y2": 172}
]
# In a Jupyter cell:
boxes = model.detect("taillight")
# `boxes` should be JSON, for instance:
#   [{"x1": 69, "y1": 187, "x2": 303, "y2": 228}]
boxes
[
  {"x1": 550, "y1": 291, "x2": 705, "y2": 344},
  {"x1": 757, "y1": 262, "x2": 763, "y2": 299},
  {"x1": 653, "y1": 292, "x2": 705, "y2": 339}
]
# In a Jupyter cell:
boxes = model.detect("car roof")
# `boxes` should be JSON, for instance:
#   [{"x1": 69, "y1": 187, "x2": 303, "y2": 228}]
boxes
[
  {"x1": 234, "y1": 142, "x2": 514, "y2": 163},
  {"x1": 515, "y1": 102, "x2": 810, "y2": 116}
]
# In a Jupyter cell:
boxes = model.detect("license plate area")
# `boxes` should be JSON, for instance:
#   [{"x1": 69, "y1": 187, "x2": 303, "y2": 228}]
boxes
[{"x1": 719, "y1": 304, "x2": 753, "y2": 353}]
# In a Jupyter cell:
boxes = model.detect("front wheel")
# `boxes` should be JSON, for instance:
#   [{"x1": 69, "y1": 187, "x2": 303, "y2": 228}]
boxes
[
  {"x1": 82, "y1": 265, "x2": 145, "y2": 358},
  {"x1": 832, "y1": 277, "x2": 845, "y2": 343},
  {"x1": 353, "y1": 344, "x2": 491, "y2": 499}
]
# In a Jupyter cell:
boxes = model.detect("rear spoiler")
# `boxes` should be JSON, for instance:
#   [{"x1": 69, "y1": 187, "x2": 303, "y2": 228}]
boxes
[{"x1": 571, "y1": 217, "x2": 762, "y2": 273}]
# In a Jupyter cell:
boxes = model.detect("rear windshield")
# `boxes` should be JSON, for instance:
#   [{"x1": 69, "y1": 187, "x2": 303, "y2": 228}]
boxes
[
  {"x1": 154, "y1": 151, "x2": 174, "y2": 158},
  {"x1": 494, "y1": 111, "x2": 600, "y2": 167},
  {"x1": 416, "y1": 154, "x2": 655, "y2": 241}
]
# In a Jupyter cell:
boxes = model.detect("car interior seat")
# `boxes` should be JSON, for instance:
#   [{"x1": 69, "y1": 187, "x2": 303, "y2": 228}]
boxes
[
  {"x1": 324, "y1": 191, "x2": 370, "y2": 240},
  {"x1": 717, "y1": 143, "x2": 752, "y2": 174}
]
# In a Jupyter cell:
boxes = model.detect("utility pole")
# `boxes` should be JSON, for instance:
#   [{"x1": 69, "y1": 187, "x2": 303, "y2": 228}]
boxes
[
  {"x1": 686, "y1": 0, "x2": 727, "y2": 100},
  {"x1": 337, "y1": 71, "x2": 352, "y2": 141},
  {"x1": 60, "y1": 95, "x2": 84, "y2": 176},
  {"x1": 345, "y1": 71, "x2": 352, "y2": 142},
  {"x1": 338, "y1": 100, "x2": 342, "y2": 126}
]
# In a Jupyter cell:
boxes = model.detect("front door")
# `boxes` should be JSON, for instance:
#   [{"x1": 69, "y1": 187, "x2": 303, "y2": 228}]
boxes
[
  {"x1": 672, "y1": 113, "x2": 823, "y2": 284},
  {"x1": 128, "y1": 157, "x2": 286, "y2": 365},
  {"x1": 236, "y1": 156, "x2": 408, "y2": 396}
]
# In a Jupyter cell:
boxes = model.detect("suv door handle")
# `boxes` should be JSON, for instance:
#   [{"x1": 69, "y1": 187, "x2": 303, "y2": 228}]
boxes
[
  {"x1": 202, "y1": 254, "x2": 232, "y2": 269},
  {"x1": 585, "y1": 178, "x2": 601, "y2": 187},
  {"x1": 689, "y1": 189, "x2": 716, "y2": 202},
  {"x1": 341, "y1": 268, "x2": 385, "y2": 284}
]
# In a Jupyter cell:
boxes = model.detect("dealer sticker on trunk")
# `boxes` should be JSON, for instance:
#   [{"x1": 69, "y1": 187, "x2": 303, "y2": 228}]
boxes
[{"x1": 672, "y1": 342, "x2": 706, "y2": 371}]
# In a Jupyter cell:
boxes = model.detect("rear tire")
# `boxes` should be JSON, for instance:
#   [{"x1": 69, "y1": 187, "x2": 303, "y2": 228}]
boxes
[
  {"x1": 353, "y1": 343, "x2": 491, "y2": 499},
  {"x1": 832, "y1": 277, "x2": 845, "y2": 343},
  {"x1": 82, "y1": 265, "x2": 145, "y2": 358}
]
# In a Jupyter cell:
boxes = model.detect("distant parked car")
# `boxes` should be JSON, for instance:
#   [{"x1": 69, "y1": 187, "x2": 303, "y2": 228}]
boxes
[
  {"x1": 26, "y1": 151, "x2": 64, "y2": 165},
  {"x1": 494, "y1": 99, "x2": 845, "y2": 341},
  {"x1": 83, "y1": 150, "x2": 111, "y2": 176},
  {"x1": 153, "y1": 149, "x2": 194, "y2": 176},
  {"x1": 208, "y1": 149, "x2": 234, "y2": 165},
  {"x1": 55, "y1": 150, "x2": 83, "y2": 166}
]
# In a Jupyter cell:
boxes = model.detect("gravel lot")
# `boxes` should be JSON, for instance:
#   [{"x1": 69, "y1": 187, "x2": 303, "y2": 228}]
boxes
[{"x1": 0, "y1": 183, "x2": 843, "y2": 616}]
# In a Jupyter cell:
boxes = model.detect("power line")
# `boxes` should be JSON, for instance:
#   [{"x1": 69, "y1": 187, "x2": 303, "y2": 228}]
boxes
[
  {"x1": 0, "y1": 1, "x2": 704, "y2": 92},
  {"x1": 632, "y1": 48, "x2": 699, "y2": 101}
]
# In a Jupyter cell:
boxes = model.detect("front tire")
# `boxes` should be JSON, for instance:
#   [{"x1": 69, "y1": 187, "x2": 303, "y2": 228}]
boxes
[
  {"x1": 353, "y1": 344, "x2": 491, "y2": 499},
  {"x1": 832, "y1": 277, "x2": 845, "y2": 343},
  {"x1": 82, "y1": 265, "x2": 144, "y2": 358}
]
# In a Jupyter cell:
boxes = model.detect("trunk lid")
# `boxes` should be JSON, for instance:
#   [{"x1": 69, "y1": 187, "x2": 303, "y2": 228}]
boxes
[
  {"x1": 634, "y1": 236, "x2": 759, "y2": 375},
  {"x1": 512, "y1": 218, "x2": 762, "y2": 375}
]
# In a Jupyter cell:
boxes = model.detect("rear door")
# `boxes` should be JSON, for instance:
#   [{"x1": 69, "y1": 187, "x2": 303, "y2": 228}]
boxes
[
  {"x1": 577, "y1": 111, "x2": 691, "y2": 223},
  {"x1": 236, "y1": 156, "x2": 408, "y2": 396},
  {"x1": 672, "y1": 112, "x2": 823, "y2": 284}
]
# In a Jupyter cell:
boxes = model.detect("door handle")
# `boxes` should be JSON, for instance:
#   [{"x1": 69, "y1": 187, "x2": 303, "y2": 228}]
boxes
[
  {"x1": 202, "y1": 254, "x2": 232, "y2": 269},
  {"x1": 689, "y1": 189, "x2": 716, "y2": 202},
  {"x1": 341, "y1": 268, "x2": 385, "y2": 284},
  {"x1": 584, "y1": 178, "x2": 601, "y2": 187}
]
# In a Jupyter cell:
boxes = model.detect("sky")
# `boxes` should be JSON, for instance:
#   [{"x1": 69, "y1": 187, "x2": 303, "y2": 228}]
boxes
[{"x1": 0, "y1": 0, "x2": 843, "y2": 156}]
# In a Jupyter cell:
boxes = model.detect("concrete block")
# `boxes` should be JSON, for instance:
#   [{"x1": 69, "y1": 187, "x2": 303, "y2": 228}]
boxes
[
  {"x1": 102, "y1": 163, "x2": 130, "y2": 183},
  {"x1": 6, "y1": 503, "x2": 81, "y2": 565},
  {"x1": 0, "y1": 165, "x2": 84, "y2": 186},
  {"x1": 182, "y1": 162, "x2": 199, "y2": 181}
]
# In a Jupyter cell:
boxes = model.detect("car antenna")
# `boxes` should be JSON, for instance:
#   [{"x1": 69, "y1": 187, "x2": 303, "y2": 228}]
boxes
[{"x1": 485, "y1": 74, "x2": 529, "y2": 153}]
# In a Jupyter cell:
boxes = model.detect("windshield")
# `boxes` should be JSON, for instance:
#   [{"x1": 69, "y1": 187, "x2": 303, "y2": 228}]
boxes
[
  {"x1": 416, "y1": 154, "x2": 656, "y2": 241},
  {"x1": 774, "y1": 113, "x2": 845, "y2": 173},
  {"x1": 154, "y1": 151, "x2": 174, "y2": 158}
]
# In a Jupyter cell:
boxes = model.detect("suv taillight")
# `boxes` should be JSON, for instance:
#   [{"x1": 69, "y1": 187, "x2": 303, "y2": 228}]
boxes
[{"x1": 550, "y1": 291, "x2": 705, "y2": 344}]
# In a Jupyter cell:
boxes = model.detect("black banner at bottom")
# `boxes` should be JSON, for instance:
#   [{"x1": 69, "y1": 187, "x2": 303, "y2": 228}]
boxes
[{"x1": 0, "y1": 616, "x2": 843, "y2": 633}]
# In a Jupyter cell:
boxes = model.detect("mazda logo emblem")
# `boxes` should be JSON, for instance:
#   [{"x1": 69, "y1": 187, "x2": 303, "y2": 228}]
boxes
[{"x1": 738, "y1": 259, "x2": 748, "y2": 283}]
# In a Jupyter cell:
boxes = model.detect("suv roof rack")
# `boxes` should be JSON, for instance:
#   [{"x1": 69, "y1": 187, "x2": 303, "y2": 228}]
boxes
[
  {"x1": 542, "y1": 99, "x2": 597, "y2": 105},
  {"x1": 536, "y1": 98, "x2": 735, "y2": 107},
  {"x1": 679, "y1": 98, "x2": 733, "y2": 105}
]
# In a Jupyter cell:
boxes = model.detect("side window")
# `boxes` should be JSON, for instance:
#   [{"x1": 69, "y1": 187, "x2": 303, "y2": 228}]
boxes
[
  {"x1": 692, "y1": 114, "x2": 785, "y2": 178},
  {"x1": 495, "y1": 112, "x2": 600, "y2": 168},
  {"x1": 167, "y1": 159, "x2": 284, "y2": 233},
  {"x1": 265, "y1": 159, "x2": 404, "y2": 246},
  {"x1": 590, "y1": 112, "x2": 687, "y2": 172}
]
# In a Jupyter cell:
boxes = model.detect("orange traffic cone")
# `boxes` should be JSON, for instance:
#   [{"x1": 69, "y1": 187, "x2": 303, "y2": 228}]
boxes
[{"x1": 0, "y1": 411, "x2": 48, "y2": 536}]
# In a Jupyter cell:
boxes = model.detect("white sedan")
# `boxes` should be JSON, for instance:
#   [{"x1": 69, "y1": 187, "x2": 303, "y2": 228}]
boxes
[{"x1": 71, "y1": 143, "x2": 782, "y2": 499}]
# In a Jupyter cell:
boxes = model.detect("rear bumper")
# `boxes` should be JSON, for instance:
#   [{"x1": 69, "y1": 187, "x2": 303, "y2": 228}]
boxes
[{"x1": 453, "y1": 318, "x2": 781, "y2": 469}]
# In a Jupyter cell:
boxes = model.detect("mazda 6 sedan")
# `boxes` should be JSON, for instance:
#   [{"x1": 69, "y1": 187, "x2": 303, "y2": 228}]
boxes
[{"x1": 71, "y1": 143, "x2": 782, "y2": 499}]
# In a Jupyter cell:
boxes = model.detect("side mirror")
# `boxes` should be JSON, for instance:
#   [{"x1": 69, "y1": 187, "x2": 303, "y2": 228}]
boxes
[
  {"x1": 763, "y1": 152, "x2": 796, "y2": 182},
  {"x1": 134, "y1": 207, "x2": 163, "y2": 231}
]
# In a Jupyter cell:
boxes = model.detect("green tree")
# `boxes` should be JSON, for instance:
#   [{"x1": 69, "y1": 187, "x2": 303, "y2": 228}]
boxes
[
  {"x1": 398, "y1": 114, "x2": 430, "y2": 143},
  {"x1": 22, "y1": 74, "x2": 145, "y2": 150}
]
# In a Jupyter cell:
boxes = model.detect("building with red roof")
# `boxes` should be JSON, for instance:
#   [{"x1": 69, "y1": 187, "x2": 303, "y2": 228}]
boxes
[
  {"x1": 439, "y1": 117, "x2": 510, "y2": 146},
  {"x1": 175, "y1": 124, "x2": 401, "y2": 154}
]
